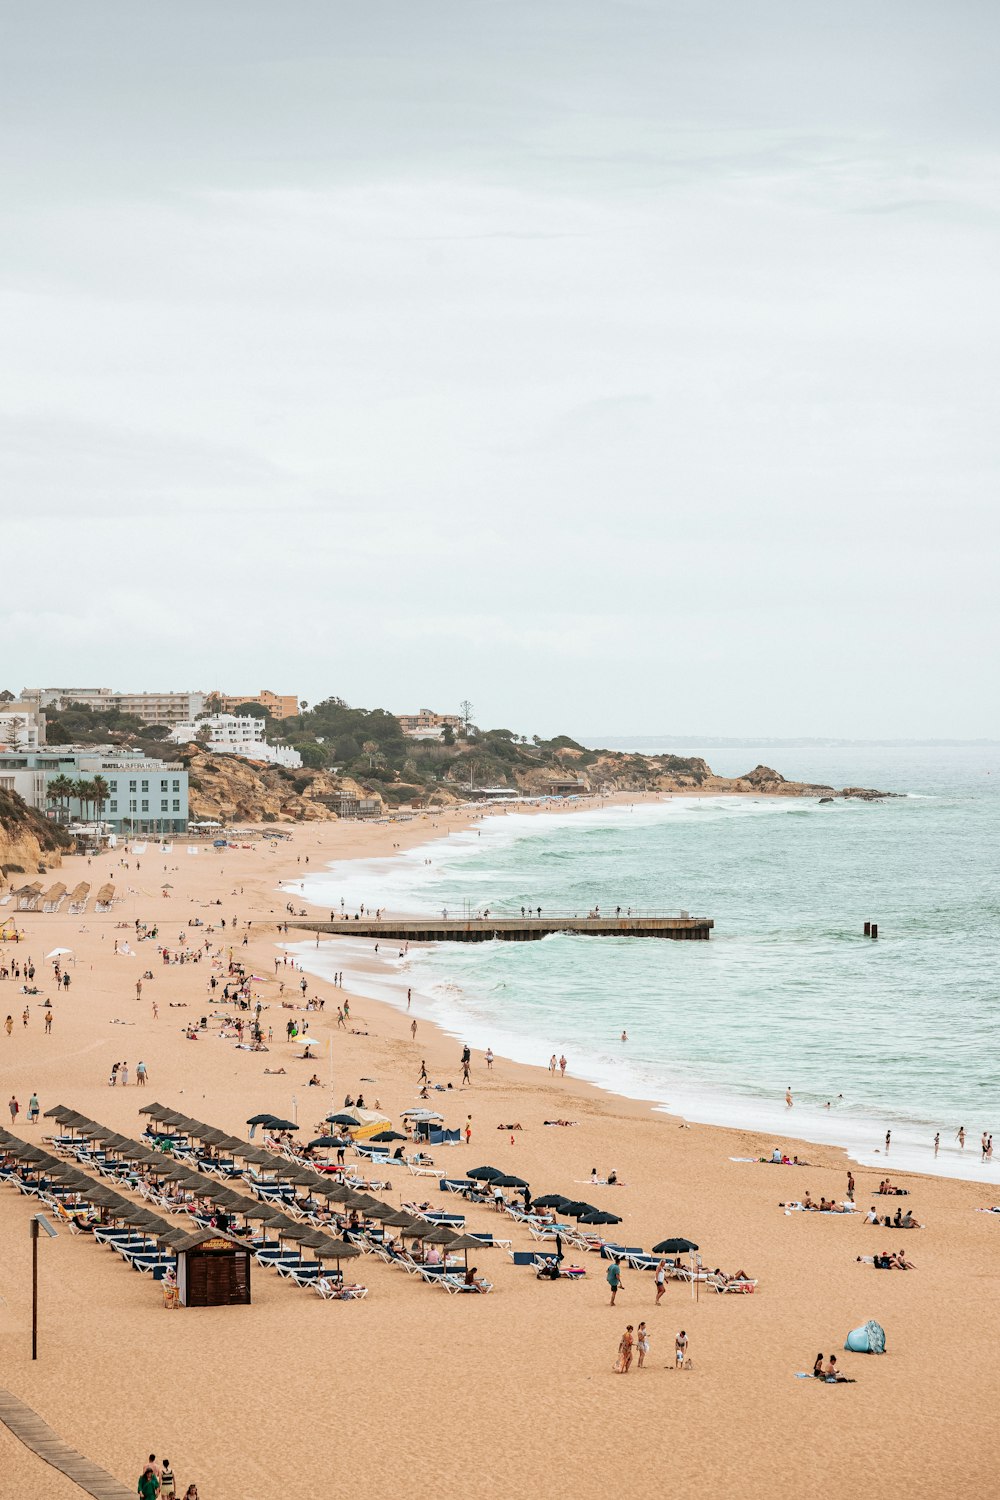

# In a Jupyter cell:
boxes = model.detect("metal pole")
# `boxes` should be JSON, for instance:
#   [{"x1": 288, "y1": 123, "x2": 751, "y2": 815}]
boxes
[{"x1": 31, "y1": 1218, "x2": 38, "y2": 1360}]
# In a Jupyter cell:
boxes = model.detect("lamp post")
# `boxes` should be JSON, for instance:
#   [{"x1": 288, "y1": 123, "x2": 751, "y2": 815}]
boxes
[{"x1": 30, "y1": 1213, "x2": 58, "y2": 1359}]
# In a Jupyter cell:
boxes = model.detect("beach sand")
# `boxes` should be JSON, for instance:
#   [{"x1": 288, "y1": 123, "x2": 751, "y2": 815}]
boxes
[{"x1": 1, "y1": 805, "x2": 997, "y2": 1500}]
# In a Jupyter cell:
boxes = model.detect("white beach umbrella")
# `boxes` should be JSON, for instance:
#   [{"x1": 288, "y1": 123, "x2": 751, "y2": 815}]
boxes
[
  {"x1": 46, "y1": 948, "x2": 74, "y2": 959},
  {"x1": 296, "y1": 1035, "x2": 321, "y2": 1048}
]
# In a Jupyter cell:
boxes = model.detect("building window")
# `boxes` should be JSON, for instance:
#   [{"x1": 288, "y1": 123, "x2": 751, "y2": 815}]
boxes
[
  {"x1": 109, "y1": 800, "x2": 118, "y2": 812},
  {"x1": 141, "y1": 780, "x2": 149, "y2": 792},
  {"x1": 160, "y1": 800, "x2": 168, "y2": 812},
  {"x1": 129, "y1": 799, "x2": 137, "y2": 813},
  {"x1": 160, "y1": 780, "x2": 168, "y2": 791},
  {"x1": 141, "y1": 799, "x2": 149, "y2": 812},
  {"x1": 172, "y1": 780, "x2": 180, "y2": 792},
  {"x1": 172, "y1": 799, "x2": 180, "y2": 812},
  {"x1": 129, "y1": 780, "x2": 137, "y2": 792}
]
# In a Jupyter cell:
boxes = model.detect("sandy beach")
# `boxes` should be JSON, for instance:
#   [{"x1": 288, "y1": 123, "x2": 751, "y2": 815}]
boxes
[{"x1": 1, "y1": 803, "x2": 998, "y2": 1500}]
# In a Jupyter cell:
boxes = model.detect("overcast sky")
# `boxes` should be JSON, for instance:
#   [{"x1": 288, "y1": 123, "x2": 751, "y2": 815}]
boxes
[{"x1": 3, "y1": 3, "x2": 998, "y2": 737}]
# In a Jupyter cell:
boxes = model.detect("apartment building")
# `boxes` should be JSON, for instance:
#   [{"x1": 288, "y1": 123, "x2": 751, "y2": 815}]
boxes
[
  {"x1": 213, "y1": 689, "x2": 299, "y2": 720},
  {"x1": 23, "y1": 688, "x2": 204, "y2": 726},
  {"x1": 396, "y1": 708, "x2": 464, "y2": 740}
]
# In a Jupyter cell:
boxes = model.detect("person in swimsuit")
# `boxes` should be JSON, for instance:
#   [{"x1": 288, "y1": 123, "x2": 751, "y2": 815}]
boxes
[
  {"x1": 636, "y1": 1321, "x2": 650, "y2": 1368},
  {"x1": 615, "y1": 1326, "x2": 634, "y2": 1373}
]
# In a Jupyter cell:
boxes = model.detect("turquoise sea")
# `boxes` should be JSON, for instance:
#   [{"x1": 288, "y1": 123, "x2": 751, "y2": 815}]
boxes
[{"x1": 289, "y1": 746, "x2": 1000, "y2": 1183}]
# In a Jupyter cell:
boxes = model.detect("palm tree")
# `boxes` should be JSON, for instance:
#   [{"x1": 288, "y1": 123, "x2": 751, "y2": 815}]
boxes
[
  {"x1": 47, "y1": 774, "x2": 75, "y2": 823},
  {"x1": 72, "y1": 778, "x2": 94, "y2": 821},
  {"x1": 91, "y1": 775, "x2": 110, "y2": 824},
  {"x1": 362, "y1": 740, "x2": 379, "y2": 769}
]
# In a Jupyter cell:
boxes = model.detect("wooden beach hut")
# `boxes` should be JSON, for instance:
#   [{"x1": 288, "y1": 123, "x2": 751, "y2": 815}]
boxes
[
  {"x1": 41, "y1": 883, "x2": 67, "y2": 913},
  {"x1": 14, "y1": 884, "x2": 42, "y2": 912},
  {"x1": 173, "y1": 1229, "x2": 252, "y2": 1307},
  {"x1": 68, "y1": 881, "x2": 91, "y2": 914},
  {"x1": 94, "y1": 882, "x2": 116, "y2": 912}
]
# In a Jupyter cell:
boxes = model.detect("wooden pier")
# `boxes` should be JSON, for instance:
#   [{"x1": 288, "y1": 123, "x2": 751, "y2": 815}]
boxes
[{"x1": 290, "y1": 914, "x2": 713, "y2": 943}]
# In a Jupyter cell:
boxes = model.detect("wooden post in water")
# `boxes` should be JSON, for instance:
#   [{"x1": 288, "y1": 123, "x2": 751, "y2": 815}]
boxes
[
  {"x1": 870, "y1": 923, "x2": 878, "y2": 939},
  {"x1": 863, "y1": 921, "x2": 871, "y2": 937}
]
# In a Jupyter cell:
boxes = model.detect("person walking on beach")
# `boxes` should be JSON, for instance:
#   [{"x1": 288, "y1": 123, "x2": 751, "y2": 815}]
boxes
[
  {"x1": 957, "y1": 1125, "x2": 966, "y2": 1149},
  {"x1": 28, "y1": 1092, "x2": 39, "y2": 1123},
  {"x1": 614, "y1": 1325, "x2": 634, "y2": 1373},
  {"x1": 607, "y1": 1260, "x2": 622, "y2": 1305},
  {"x1": 549, "y1": 1054, "x2": 557, "y2": 1075},
  {"x1": 674, "y1": 1330, "x2": 689, "y2": 1369},
  {"x1": 418, "y1": 1059, "x2": 428, "y2": 1083},
  {"x1": 654, "y1": 1259, "x2": 668, "y2": 1304},
  {"x1": 136, "y1": 1060, "x2": 148, "y2": 1086},
  {"x1": 8, "y1": 1094, "x2": 19, "y2": 1123},
  {"x1": 846, "y1": 1171, "x2": 855, "y2": 1203},
  {"x1": 461, "y1": 1059, "x2": 471, "y2": 1086},
  {"x1": 636, "y1": 1321, "x2": 650, "y2": 1368},
  {"x1": 4, "y1": 1014, "x2": 11, "y2": 1037},
  {"x1": 485, "y1": 1047, "x2": 494, "y2": 1070},
  {"x1": 44, "y1": 1008, "x2": 52, "y2": 1034},
  {"x1": 410, "y1": 1018, "x2": 417, "y2": 1039}
]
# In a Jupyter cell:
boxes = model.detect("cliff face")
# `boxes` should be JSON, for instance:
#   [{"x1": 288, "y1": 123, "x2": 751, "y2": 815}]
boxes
[
  {"x1": 179, "y1": 745, "x2": 891, "y2": 824},
  {"x1": 180, "y1": 746, "x2": 384, "y2": 823},
  {"x1": 0, "y1": 788, "x2": 72, "y2": 874}
]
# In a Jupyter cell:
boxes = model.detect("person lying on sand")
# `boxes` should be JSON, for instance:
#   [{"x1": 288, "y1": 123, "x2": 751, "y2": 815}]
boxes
[
  {"x1": 543, "y1": 1119, "x2": 578, "y2": 1126},
  {"x1": 264, "y1": 1066, "x2": 287, "y2": 1075}
]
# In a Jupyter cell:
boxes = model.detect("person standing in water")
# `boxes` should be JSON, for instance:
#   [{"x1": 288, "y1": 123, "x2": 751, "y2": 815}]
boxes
[
  {"x1": 785, "y1": 1086, "x2": 793, "y2": 1108},
  {"x1": 885, "y1": 1130, "x2": 891, "y2": 1155},
  {"x1": 957, "y1": 1125, "x2": 966, "y2": 1149},
  {"x1": 934, "y1": 1132, "x2": 940, "y2": 1157}
]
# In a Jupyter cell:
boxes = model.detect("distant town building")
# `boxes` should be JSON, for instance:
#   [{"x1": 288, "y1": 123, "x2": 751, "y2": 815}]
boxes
[
  {"x1": 0, "y1": 748, "x2": 189, "y2": 833},
  {"x1": 212, "y1": 690, "x2": 299, "y2": 720},
  {"x1": 0, "y1": 703, "x2": 46, "y2": 750},
  {"x1": 170, "y1": 714, "x2": 302, "y2": 769},
  {"x1": 337, "y1": 793, "x2": 381, "y2": 819},
  {"x1": 23, "y1": 687, "x2": 205, "y2": 726},
  {"x1": 397, "y1": 709, "x2": 463, "y2": 740}
]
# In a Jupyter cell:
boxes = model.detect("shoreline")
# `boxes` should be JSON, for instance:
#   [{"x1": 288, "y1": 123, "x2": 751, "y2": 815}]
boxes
[
  {"x1": 283, "y1": 800, "x2": 997, "y2": 1190},
  {"x1": 2, "y1": 800, "x2": 998, "y2": 1499}
]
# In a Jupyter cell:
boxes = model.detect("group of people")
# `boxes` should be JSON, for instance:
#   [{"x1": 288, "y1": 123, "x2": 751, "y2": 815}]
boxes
[
  {"x1": 136, "y1": 1453, "x2": 197, "y2": 1499},
  {"x1": 864, "y1": 1204, "x2": 923, "y2": 1228},
  {"x1": 614, "y1": 1324, "x2": 688, "y2": 1372},
  {"x1": 108, "y1": 1059, "x2": 149, "y2": 1086}
]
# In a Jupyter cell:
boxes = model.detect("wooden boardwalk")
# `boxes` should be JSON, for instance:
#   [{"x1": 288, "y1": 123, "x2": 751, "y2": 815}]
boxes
[
  {"x1": 291, "y1": 913, "x2": 713, "y2": 942},
  {"x1": 0, "y1": 1388, "x2": 133, "y2": 1499}
]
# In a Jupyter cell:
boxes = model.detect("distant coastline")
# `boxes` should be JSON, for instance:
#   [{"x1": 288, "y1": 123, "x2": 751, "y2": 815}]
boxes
[{"x1": 589, "y1": 735, "x2": 1000, "y2": 750}]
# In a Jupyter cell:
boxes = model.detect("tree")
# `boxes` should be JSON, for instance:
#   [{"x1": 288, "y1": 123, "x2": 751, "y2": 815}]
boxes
[
  {"x1": 441, "y1": 723, "x2": 455, "y2": 746},
  {"x1": 72, "y1": 778, "x2": 94, "y2": 821},
  {"x1": 295, "y1": 743, "x2": 326, "y2": 769},
  {"x1": 46, "y1": 774, "x2": 75, "y2": 821},
  {"x1": 460, "y1": 699, "x2": 474, "y2": 735},
  {"x1": 203, "y1": 692, "x2": 224, "y2": 714},
  {"x1": 362, "y1": 740, "x2": 379, "y2": 769},
  {"x1": 91, "y1": 776, "x2": 110, "y2": 824},
  {"x1": 194, "y1": 725, "x2": 212, "y2": 746}
]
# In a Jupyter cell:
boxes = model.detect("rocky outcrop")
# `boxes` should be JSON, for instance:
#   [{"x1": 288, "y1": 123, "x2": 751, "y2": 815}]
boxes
[
  {"x1": 179, "y1": 746, "x2": 385, "y2": 823},
  {"x1": 0, "y1": 788, "x2": 72, "y2": 875}
]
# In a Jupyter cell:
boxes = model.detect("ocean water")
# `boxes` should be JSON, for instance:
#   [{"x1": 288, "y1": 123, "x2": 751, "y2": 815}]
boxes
[{"x1": 285, "y1": 746, "x2": 1000, "y2": 1184}]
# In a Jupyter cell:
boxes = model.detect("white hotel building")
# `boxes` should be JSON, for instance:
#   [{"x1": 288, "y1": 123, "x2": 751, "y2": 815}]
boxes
[{"x1": 171, "y1": 714, "x2": 302, "y2": 768}]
